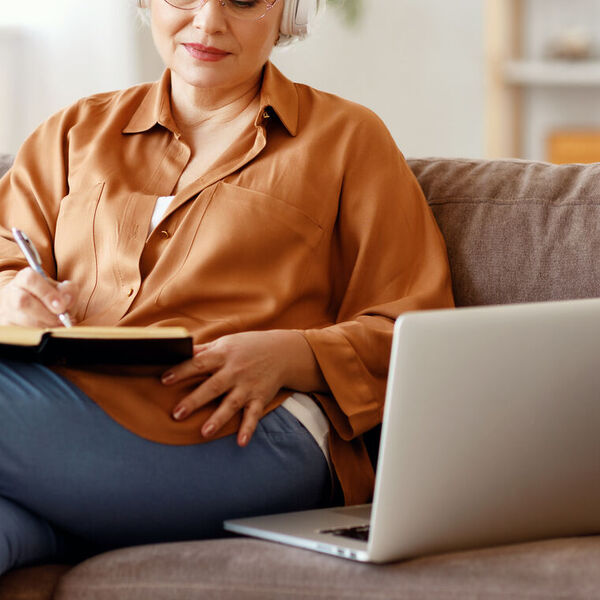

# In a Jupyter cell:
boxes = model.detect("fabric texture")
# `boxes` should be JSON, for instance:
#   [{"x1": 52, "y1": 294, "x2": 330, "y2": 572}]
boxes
[
  {"x1": 55, "y1": 537, "x2": 600, "y2": 600},
  {"x1": 0, "y1": 66, "x2": 453, "y2": 504},
  {"x1": 408, "y1": 157, "x2": 600, "y2": 306}
]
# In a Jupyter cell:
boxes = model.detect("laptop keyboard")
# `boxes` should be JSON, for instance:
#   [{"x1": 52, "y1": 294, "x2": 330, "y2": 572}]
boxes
[{"x1": 320, "y1": 524, "x2": 370, "y2": 541}]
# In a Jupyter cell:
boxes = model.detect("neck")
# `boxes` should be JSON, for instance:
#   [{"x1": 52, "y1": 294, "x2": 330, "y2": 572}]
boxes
[{"x1": 169, "y1": 71, "x2": 263, "y2": 132}]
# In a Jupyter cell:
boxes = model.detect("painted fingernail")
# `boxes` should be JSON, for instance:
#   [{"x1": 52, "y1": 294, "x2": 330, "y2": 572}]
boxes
[
  {"x1": 239, "y1": 434, "x2": 249, "y2": 447},
  {"x1": 203, "y1": 423, "x2": 216, "y2": 437},
  {"x1": 173, "y1": 406, "x2": 187, "y2": 420},
  {"x1": 162, "y1": 372, "x2": 174, "y2": 384},
  {"x1": 51, "y1": 299, "x2": 61, "y2": 310}
]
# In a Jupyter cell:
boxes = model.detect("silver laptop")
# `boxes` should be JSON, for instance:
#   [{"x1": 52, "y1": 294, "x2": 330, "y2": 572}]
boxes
[{"x1": 224, "y1": 298, "x2": 600, "y2": 563}]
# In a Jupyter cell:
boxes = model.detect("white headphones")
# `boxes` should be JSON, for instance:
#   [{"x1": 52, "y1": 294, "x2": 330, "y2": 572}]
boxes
[{"x1": 279, "y1": 0, "x2": 323, "y2": 38}]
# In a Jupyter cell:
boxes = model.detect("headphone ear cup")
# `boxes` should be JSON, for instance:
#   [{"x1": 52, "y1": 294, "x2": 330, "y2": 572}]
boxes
[{"x1": 280, "y1": 0, "x2": 320, "y2": 38}]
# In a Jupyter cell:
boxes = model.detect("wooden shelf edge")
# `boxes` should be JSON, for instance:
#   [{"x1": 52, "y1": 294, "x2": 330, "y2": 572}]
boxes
[{"x1": 505, "y1": 60, "x2": 600, "y2": 86}]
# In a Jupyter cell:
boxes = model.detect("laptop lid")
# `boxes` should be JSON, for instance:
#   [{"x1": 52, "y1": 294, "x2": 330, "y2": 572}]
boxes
[{"x1": 367, "y1": 297, "x2": 600, "y2": 562}]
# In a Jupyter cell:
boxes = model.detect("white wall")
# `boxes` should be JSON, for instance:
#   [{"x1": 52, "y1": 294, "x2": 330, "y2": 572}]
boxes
[
  {"x1": 0, "y1": 0, "x2": 141, "y2": 154},
  {"x1": 0, "y1": 0, "x2": 487, "y2": 159},
  {"x1": 272, "y1": 0, "x2": 486, "y2": 158},
  {"x1": 0, "y1": 28, "x2": 24, "y2": 155}
]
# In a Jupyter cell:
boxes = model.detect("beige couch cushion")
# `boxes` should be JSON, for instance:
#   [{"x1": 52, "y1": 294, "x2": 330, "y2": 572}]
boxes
[
  {"x1": 0, "y1": 155, "x2": 13, "y2": 179},
  {"x1": 408, "y1": 158, "x2": 600, "y2": 307},
  {"x1": 54, "y1": 536, "x2": 600, "y2": 599}
]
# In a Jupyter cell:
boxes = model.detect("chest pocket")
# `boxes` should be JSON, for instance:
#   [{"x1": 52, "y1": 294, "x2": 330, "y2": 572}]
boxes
[
  {"x1": 54, "y1": 182, "x2": 105, "y2": 320},
  {"x1": 156, "y1": 182, "x2": 323, "y2": 326}
]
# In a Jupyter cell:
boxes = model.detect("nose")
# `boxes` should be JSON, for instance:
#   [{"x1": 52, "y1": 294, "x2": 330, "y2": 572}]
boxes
[{"x1": 192, "y1": 0, "x2": 228, "y2": 33}]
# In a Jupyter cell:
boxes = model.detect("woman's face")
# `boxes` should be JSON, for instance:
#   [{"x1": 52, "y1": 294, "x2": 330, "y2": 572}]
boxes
[{"x1": 149, "y1": 0, "x2": 284, "y2": 93}]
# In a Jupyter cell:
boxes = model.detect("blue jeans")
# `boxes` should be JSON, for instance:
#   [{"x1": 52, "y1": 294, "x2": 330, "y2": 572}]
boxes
[{"x1": 0, "y1": 361, "x2": 331, "y2": 574}]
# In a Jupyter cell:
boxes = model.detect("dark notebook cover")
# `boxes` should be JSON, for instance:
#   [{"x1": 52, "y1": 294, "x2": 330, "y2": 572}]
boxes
[{"x1": 0, "y1": 326, "x2": 193, "y2": 366}]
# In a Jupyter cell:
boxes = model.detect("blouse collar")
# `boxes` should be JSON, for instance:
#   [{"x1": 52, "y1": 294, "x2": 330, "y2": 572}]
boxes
[{"x1": 122, "y1": 61, "x2": 299, "y2": 138}]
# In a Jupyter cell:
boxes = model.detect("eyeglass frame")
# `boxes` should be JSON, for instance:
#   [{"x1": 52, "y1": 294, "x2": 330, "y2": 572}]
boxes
[{"x1": 161, "y1": 0, "x2": 280, "y2": 21}]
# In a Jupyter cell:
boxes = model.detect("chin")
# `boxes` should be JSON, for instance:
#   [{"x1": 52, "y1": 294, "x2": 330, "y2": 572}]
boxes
[{"x1": 174, "y1": 59, "x2": 240, "y2": 87}]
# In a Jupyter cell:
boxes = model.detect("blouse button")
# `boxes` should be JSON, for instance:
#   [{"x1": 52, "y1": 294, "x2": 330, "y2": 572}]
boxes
[{"x1": 160, "y1": 230, "x2": 170, "y2": 239}]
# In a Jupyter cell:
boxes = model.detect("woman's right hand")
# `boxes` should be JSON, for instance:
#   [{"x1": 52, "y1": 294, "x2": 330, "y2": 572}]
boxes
[{"x1": 0, "y1": 268, "x2": 78, "y2": 327}]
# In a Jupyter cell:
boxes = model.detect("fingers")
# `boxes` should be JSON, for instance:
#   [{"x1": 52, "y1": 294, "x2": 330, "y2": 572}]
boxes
[
  {"x1": 4, "y1": 292, "x2": 58, "y2": 328},
  {"x1": 168, "y1": 366, "x2": 271, "y2": 446},
  {"x1": 201, "y1": 390, "x2": 263, "y2": 443},
  {"x1": 174, "y1": 382, "x2": 265, "y2": 447},
  {"x1": 163, "y1": 332, "x2": 286, "y2": 447},
  {"x1": 161, "y1": 343, "x2": 221, "y2": 384},
  {"x1": 237, "y1": 400, "x2": 264, "y2": 447},
  {"x1": 1, "y1": 269, "x2": 76, "y2": 327},
  {"x1": 17, "y1": 269, "x2": 75, "y2": 314},
  {"x1": 56, "y1": 280, "x2": 78, "y2": 312},
  {"x1": 171, "y1": 370, "x2": 231, "y2": 421}
]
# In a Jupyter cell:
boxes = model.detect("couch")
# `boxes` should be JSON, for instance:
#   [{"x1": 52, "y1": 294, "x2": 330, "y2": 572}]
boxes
[{"x1": 1, "y1": 153, "x2": 600, "y2": 599}]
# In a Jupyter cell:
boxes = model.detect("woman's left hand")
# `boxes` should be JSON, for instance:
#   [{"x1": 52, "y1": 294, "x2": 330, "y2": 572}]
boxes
[{"x1": 162, "y1": 330, "x2": 328, "y2": 447}]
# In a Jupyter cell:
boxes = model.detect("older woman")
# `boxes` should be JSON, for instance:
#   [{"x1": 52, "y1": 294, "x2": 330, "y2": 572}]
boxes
[{"x1": 0, "y1": 0, "x2": 453, "y2": 573}]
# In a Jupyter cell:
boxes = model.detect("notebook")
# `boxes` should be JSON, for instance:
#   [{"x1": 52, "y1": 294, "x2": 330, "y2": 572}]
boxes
[
  {"x1": 224, "y1": 298, "x2": 600, "y2": 563},
  {"x1": 0, "y1": 325, "x2": 192, "y2": 366}
]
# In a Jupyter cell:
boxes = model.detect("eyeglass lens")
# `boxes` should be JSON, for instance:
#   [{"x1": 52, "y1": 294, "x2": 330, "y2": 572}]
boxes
[{"x1": 163, "y1": 0, "x2": 276, "y2": 20}]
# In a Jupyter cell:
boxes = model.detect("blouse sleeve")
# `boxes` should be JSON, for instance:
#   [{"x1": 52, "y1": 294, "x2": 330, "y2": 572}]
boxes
[
  {"x1": 0, "y1": 106, "x2": 72, "y2": 284},
  {"x1": 301, "y1": 111, "x2": 454, "y2": 441}
]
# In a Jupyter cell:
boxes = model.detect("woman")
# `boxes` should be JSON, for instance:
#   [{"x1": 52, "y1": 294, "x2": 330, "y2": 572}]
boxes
[{"x1": 0, "y1": 0, "x2": 453, "y2": 572}]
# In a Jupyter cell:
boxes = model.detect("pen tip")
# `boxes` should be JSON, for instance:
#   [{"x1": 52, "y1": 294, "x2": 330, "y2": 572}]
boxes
[{"x1": 59, "y1": 313, "x2": 73, "y2": 328}]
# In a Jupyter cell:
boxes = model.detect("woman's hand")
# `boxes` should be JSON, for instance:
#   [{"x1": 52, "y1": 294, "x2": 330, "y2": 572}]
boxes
[
  {"x1": 162, "y1": 330, "x2": 328, "y2": 447},
  {"x1": 0, "y1": 268, "x2": 78, "y2": 327}
]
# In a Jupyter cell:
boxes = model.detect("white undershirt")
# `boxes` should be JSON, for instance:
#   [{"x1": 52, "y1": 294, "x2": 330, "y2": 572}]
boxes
[
  {"x1": 149, "y1": 195, "x2": 175, "y2": 234},
  {"x1": 149, "y1": 197, "x2": 331, "y2": 468},
  {"x1": 282, "y1": 392, "x2": 331, "y2": 472}
]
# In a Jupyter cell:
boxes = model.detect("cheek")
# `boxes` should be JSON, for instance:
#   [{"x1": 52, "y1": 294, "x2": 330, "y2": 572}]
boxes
[
  {"x1": 234, "y1": 2, "x2": 283, "y2": 62},
  {"x1": 150, "y1": 10, "x2": 182, "y2": 61},
  {"x1": 239, "y1": 24, "x2": 280, "y2": 64}
]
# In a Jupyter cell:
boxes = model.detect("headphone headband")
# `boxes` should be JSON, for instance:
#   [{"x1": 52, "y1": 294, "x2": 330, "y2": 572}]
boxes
[{"x1": 280, "y1": 0, "x2": 321, "y2": 38}]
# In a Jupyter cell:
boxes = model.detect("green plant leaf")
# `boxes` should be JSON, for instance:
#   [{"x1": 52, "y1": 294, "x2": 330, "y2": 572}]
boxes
[{"x1": 327, "y1": 0, "x2": 363, "y2": 26}]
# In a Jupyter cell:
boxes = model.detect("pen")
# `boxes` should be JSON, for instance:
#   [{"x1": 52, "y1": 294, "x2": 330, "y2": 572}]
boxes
[{"x1": 11, "y1": 228, "x2": 73, "y2": 328}]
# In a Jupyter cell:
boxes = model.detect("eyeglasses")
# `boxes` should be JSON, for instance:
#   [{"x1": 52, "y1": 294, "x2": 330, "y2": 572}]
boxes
[{"x1": 162, "y1": 0, "x2": 279, "y2": 21}]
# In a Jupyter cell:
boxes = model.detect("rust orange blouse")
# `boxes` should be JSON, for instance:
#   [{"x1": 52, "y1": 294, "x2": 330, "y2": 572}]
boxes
[{"x1": 0, "y1": 63, "x2": 454, "y2": 504}]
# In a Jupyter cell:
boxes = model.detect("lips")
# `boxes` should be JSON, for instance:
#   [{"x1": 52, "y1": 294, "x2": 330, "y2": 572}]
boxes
[{"x1": 183, "y1": 43, "x2": 230, "y2": 62}]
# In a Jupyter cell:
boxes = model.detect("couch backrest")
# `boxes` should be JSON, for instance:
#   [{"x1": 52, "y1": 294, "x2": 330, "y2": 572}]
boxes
[
  {"x1": 0, "y1": 155, "x2": 13, "y2": 179},
  {"x1": 2, "y1": 154, "x2": 600, "y2": 309},
  {"x1": 408, "y1": 158, "x2": 600, "y2": 307}
]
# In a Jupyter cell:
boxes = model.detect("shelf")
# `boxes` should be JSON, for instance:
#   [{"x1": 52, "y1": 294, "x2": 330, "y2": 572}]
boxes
[
  {"x1": 486, "y1": 0, "x2": 600, "y2": 160},
  {"x1": 505, "y1": 60, "x2": 600, "y2": 87}
]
